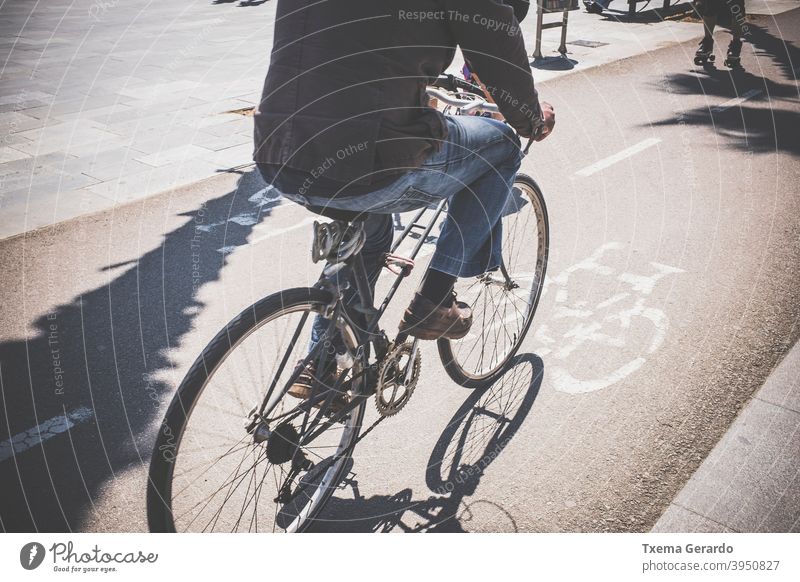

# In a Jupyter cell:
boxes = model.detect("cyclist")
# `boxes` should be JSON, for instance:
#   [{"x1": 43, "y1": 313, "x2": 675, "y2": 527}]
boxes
[{"x1": 254, "y1": 0, "x2": 554, "y2": 399}]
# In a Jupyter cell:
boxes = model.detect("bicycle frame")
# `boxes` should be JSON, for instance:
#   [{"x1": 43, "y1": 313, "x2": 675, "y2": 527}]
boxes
[
  {"x1": 299, "y1": 200, "x2": 450, "y2": 424},
  {"x1": 353, "y1": 199, "x2": 449, "y2": 343},
  {"x1": 252, "y1": 200, "x2": 449, "y2": 447}
]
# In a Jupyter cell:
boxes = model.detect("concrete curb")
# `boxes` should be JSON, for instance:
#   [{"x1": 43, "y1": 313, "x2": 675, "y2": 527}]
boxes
[{"x1": 652, "y1": 340, "x2": 800, "y2": 532}]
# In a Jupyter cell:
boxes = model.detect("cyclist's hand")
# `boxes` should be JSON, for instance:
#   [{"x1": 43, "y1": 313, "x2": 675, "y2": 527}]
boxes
[
  {"x1": 535, "y1": 101, "x2": 555, "y2": 142},
  {"x1": 471, "y1": 71, "x2": 505, "y2": 122}
]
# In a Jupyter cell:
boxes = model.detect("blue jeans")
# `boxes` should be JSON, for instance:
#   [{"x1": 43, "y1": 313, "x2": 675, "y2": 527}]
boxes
[
  {"x1": 261, "y1": 115, "x2": 523, "y2": 349},
  {"x1": 271, "y1": 115, "x2": 522, "y2": 277}
]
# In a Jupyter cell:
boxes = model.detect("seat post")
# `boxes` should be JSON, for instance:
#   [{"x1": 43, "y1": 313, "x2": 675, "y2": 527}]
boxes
[{"x1": 348, "y1": 250, "x2": 378, "y2": 323}]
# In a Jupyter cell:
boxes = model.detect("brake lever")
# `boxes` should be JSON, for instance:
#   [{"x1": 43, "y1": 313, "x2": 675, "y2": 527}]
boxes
[{"x1": 522, "y1": 135, "x2": 535, "y2": 156}]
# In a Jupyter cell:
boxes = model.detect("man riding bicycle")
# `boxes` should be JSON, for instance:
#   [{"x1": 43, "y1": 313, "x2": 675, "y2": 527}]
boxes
[{"x1": 254, "y1": 0, "x2": 555, "y2": 400}]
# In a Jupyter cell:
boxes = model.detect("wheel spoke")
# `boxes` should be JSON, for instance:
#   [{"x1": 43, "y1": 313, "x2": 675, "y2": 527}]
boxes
[
  {"x1": 441, "y1": 178, "x2": 547, "y2": 384},
  {"x1": 154, "y1": 294, "x2": 365, "y2": 533}
]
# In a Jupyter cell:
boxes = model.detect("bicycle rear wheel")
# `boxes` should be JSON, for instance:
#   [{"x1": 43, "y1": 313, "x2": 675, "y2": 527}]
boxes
[
  {"x1": 438, "y1": 173, "x2": 548, "y2": 388},
  {"x1": 147, "y1": 287, "x2": 366, "y2": 532}
]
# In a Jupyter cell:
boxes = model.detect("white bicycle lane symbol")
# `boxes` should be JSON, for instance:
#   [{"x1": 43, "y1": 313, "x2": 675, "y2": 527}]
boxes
[{"x1": 531, "y1": 242, "x2": 684, "y2": 395}]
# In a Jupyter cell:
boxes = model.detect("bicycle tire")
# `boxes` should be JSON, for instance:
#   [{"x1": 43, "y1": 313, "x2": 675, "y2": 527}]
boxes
[
  {"x1": 437, "y1": 173, "x2": 549, "y2": 388},
  {"x1": 147, "y1": 287, "x2": 366, "y2": 532}
]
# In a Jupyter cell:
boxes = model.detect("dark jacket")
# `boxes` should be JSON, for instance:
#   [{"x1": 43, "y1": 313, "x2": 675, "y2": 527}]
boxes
[{"x1": 253, "y1": 0, "x2": 542, "y2": 190}]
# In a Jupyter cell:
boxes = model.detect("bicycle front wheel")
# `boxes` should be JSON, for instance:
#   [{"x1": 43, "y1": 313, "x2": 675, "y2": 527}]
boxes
[
  {"x1": 147, "y1": 287, "x2": 366, "y2": 532},
  {"x1": 438, "y1": 173, "x2": 549, "y2": 388}
]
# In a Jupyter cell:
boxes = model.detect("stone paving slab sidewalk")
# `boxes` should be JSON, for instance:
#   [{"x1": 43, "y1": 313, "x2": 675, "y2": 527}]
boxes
[
  {"x1": 0, "y1": 0, "x2": 797, "y2": 241},
  {"x1": 0, "y1": 0, "x2": 272, "y2": 240}
]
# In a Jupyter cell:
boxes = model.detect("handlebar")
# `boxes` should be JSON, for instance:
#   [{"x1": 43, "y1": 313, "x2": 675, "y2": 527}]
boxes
[
  {"x1": 427, "y1": 74, "x2": 498, "y2": 114},
  {"x1": 430, "y1": 73, "x2": 483, "y2": 94},
  {"x1": 425, "y1": 87, "x2": 499, "y2": 114},
  {"x1": 428, "y1": 74, "x2": 536, "y2": 155}
]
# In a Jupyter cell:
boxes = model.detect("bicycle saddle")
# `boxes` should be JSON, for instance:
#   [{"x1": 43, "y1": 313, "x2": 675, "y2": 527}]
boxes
[{"x1": 311, "y1": 218, "x2": 366, "y2": 265}]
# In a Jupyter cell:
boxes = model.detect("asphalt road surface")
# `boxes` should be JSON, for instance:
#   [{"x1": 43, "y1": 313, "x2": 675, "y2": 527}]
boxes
[{"x1": 1, "y1": 10, "x2": 799, "y2": 533}]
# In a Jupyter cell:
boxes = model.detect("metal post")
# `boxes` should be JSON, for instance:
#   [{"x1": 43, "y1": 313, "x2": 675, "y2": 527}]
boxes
[
  {"x1": 533, "y1": 2, "x2": 544, "y2": 60},
  {"x1": 558, "y1": 9, "x2": 569, "y2": 55}
]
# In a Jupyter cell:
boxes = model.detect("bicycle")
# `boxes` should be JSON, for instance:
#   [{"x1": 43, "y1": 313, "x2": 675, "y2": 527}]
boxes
[{"x1": 147, "y1": 76, "x2": 550, "y2": 532}]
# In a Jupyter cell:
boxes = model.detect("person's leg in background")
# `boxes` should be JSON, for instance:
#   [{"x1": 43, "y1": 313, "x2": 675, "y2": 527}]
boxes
[
  {"x1": 694, "y1": 0, "x2": 718, "y2": 63},
  {"x1": 702, "y1": 7, "x2": 718, "y2": 44},
  {"x1": 694, "y1": 0, "x2": 745, "y2": 69},
  {"x1": 724, "y1": 0, "x2": 746, "y2": 68}
]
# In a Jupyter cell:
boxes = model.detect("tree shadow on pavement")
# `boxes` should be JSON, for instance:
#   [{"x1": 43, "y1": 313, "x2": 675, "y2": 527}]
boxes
[
  {"x1": 743, "y1": 20, "x2": 800, "y2": 83},
  {"x1": 308, "y1": 353, "x2": 544, "y2": 532},
  {"x1": 0, "y1": 168, "x2": 280, "y2": 532},
  {"x1": 646, "y1": 22, "x2": 800, "y2": 157}
]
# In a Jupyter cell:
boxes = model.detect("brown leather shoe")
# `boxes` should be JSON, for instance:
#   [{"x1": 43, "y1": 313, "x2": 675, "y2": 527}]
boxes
[
  {"x1": 289, "y1": 360, "x2": 348, "y2": 411},
  {"x1": 398, "y1": 292, "x2": 473, "y2": 340}
]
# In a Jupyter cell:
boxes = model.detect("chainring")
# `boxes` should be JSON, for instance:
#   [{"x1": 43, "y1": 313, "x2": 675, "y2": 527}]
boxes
[{"x1": 375, "y1": 342, "x2": 421, "y2": 417}]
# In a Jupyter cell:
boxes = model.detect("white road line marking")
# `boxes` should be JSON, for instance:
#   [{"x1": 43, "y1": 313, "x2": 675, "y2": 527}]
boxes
[
  {"x1": 712, "y1": 88, "x2": 762, "y2": 113},
  {"x1": 228, "y1": 213, "x2": 259, "y2": 226},
  {"x1": 250, "y1": 217, "x2": 316, "y2": 244},
  {"x1": 686, "y1": 71, "x2": 720, "y2": 80},
  {"x1": 195, "y1": 221, "x2": 225, "y2": 233},
  {"x1": 217, "y1": 216, "x2": 318, "y2": 253},
  {"x1": 0, "y1": 407, "x2": 93, "y2": 463},
  {"x1": 618, "y1": 262, "x2": 686, "y2": 295},
  {"x1": 552, "y1": 357, "x2": 647, "y2": 395},
  {"x1": 248, "y1": 186, "x2": 282, "y2": 207},
  {"x1": 532, "y1": 243, "x2": 685, "y2": 395},
  {"x1": 574, "y1": 138, "x2": 662, "y2": 177}
]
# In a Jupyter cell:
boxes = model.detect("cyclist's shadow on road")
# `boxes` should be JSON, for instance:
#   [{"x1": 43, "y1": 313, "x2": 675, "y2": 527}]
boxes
[
  {"x1": 310, "y1": 353, "x2": 544, "y2": 532},
  {"x1": 0, "y1": 168, "x2": 279, "y2": 531}
]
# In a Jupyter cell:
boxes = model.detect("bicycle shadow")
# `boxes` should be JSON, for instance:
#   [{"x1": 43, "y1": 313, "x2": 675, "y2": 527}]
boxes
[
  {"x1": 0, "y1": 168, "x2": 280, "y2": 531},
  {"x1": 309, "y1": 353, "x2": 544, "y2": 532}
]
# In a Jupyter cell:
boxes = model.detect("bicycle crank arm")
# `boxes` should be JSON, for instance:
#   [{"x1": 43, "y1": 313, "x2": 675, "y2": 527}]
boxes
[{"x1": 403, "y1": 338, "x2": 420, "y2": 385}]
